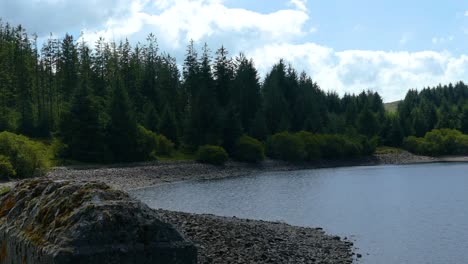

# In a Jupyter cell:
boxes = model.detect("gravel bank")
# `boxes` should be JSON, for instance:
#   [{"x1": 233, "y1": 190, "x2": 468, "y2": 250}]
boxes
[
  {"x1": 155, "y1": 210, "x2": 354, "y2": 264},
  {"x1": 43, "y1": 150, "x2": 468, "y2": 192}
]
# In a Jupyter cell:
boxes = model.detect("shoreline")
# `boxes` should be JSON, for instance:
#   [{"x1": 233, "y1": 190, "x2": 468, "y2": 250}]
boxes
[
  {"x1": 3, "y1": 152, "x2": 468, "y2": 263},
  {"x1": 43, "y1": 151, "x2": 468, "y2": 192}
]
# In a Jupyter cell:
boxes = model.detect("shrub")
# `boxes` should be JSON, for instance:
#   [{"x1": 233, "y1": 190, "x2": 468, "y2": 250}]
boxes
[
  {"x1": 197, "y1": 145, "x2": 229, "y2": 165},
  {"x1": 156, "y1": 134, "x2": 175, "y2": 156},
  {"x1": 266, "y1": 132, "x2": 305, "y2": 162},
  {"x1": 316, "y1": 134, "x2": 365, "y2": 159},
  {"x1": 136, "y1": 125, "x2": 159, "y2": 160},
  {"x1": 297, "y1": 131, "x2": 321, "y2": 161},
  {"x1": 0, "y1": 132, "x2": 51, "y2": 178},
  {"x1": 360, "y1": 136, "x2": 379, "y2": 156},
  {"x1": 233, "y1": 135, "x2": 264, "y2": 163},
  {"x1": 316, "y1": 134, "x2": 344, "y2": 159},
  {"x1": 0, "y1": 155, "x2": 16, "y2": 180},
  {"x1": 403, "y1": 129, "x2": 468, "y2": 156}
]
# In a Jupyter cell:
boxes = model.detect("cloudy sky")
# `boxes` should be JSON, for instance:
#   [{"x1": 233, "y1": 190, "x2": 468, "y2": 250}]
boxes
[{"x1": 1, "y1": 0, "x2": 468, "y2": 102}]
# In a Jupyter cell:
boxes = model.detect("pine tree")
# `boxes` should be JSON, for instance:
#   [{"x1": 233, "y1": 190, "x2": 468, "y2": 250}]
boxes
[
  {"x1": 233, "y1": 53, "x2": 262, "y2": 131},
  {"x1": 357, "y1": 104, "x2": 379, "y2": 137},
  {"x1": 59, "y1": 84, "x2": 108, "y2": 162},
  {"x1": 222, "y1": 107, "x2": 243, "y2": 153},
  {"x1": 214, "y1": 46, "x2": 233, "y2": 107},
  {"x1": 262, "y1": 60, "x2": 290, "y2": 133},
  {"x1": 158, "y1": 105, "x2": 179, "y2": 145},
  {"x1": 249, "y1": 109, "x2": 268, "y2": 141},
  {"x1": 107, "y1": 79, "x2": 138, "y2": 162}
]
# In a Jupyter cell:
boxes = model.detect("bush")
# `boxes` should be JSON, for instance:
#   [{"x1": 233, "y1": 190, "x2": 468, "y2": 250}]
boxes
[
  {"x1": 197, "y1": 145, "x2": 229, "y2": 165},
  {"x1": 233, "y1": 135, "x2": 264, "y2": 163},
  {"x1": 0, "y1": 132, "x2": 51, "y2": 178},
  {"x1": 297, "y1": 131, "x2": 321, "y2": 161},
  {"x1": 316, "y1": 134, "x2": 365, "y2": 159},
  {"x1": 0, "y1": 155, "x2": 16, "y2": 180},
  {"x1": 136, "y1": 125, "x2": 159, "y2": 160},
  {"x1": 135, "y1": 126, "x2": 176, "y2": 160},
  {"x1": 403, "y1": 129, "x2": 468, "y2": 156},
  {"x1": 156, "y1": 134, "x2": 175, "y2": 156},
  {"x1": 266, "y1": 132, "x2": 305, "y2": 162}
]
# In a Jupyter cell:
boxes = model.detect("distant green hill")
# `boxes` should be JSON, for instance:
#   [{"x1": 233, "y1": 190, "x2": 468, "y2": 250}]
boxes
[{"x1": 384, "y1": 100, "x2": 401, "y2": 112}]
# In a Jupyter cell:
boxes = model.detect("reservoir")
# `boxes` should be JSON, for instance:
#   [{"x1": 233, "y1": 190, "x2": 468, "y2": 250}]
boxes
[{"x1": 132, "y1": 163, "x2": 468, "y2": 264}]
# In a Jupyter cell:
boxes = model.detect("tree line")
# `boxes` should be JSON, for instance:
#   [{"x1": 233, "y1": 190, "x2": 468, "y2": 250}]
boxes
[{"x1": 1, "y1": 20, "x2": 467, "y2": 163}]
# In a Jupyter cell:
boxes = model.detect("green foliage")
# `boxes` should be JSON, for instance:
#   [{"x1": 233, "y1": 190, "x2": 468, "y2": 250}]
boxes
[
  {"x1": 221, "y1": 108, "x2": 243, "y2": 153},
  {"x1": 158, "y1": 105, "x2": 179, "y2": 146},
  {"x1": 107, "y1": 82, "x2": 139, "y2": 162},
  {"x1": 59, "y1": 85, "x2": 109, "y2": 163},
  {"x1": 403, "y1": 129, "x2": 468, "y2": 156},
  {"x1": 156, "y1": 134, "x2": 175, "y2": 156},
  {"x1": 296, "y1": 131, "x2": 321, "y2": 161},
  {"x1": 266, "y1": 132, "x2": 306, "y2": 162},
  {"x1": 0, "y1": 155, "x2": 16, "y2": 180},
  {"x1": 233, "y1": 135, "x2": 264, "y2": 163},
  {"x1": 375, "y1": 146, "x2": 403, "y2": 155},
  {"x1": 196, "y1": 145, "x2": 229, "y2": 165},
  {"x1": 317, "y1": 134, "x2": 363, "y2": 159},
  {"x1": 0, "y1": 186, "x2": 10, "y2": 195},
  {"x1": 357, "y1": 105, "x2": 379, "y2": 137},
  {"x1": 135, "y1": 125, "x2": 159, "y2": 161},
  {"x1": 0, "y1": 132, "x2": 51, "y2": 178}
]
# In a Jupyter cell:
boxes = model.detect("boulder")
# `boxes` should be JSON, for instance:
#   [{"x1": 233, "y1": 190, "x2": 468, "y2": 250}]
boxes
[{"x1": 0, "y1": 179, "x2": 196, "y2": 264}]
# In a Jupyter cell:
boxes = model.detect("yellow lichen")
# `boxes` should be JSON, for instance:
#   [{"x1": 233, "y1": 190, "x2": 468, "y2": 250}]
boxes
[{"x1": 0, "y1": 197, "x2": 15, "y2": 217}]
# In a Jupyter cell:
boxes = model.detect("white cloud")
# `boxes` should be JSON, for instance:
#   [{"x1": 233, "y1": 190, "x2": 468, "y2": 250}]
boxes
[
  {"x1": 248, "y1": 43, "x2": 468, "y2": 102},
  {"x1": 432, "y1": 36, "x2": 454, "y2": 44},
  {"x1": 79, "y1": 0, "x2": 309, "y2": 50},
  {"x1": 465, "y1": 10, "x2": 468, "y2": 16},
  {"x1": 290, "y1": 0, "x2": 308, "y2": 12}
]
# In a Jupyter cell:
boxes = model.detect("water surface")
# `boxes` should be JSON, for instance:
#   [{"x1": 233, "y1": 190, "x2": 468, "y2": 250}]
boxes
[{"x1": 132, "y1": 163, "x2": 468, "y2": 264}]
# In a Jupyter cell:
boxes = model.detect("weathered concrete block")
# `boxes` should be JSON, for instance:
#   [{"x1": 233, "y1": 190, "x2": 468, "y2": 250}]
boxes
[{"x1": 0, "y1": 179, "x2": 197, "y2": 264}]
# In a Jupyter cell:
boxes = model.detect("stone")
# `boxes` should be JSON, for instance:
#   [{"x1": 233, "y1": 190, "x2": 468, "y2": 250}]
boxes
[{"x1": 0, "y1": 179, "x2": 197, "y2": 264}]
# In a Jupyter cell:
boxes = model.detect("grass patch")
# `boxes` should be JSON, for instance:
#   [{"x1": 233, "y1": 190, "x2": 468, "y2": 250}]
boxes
[
  {"x1": 375, "y1": 146, "x2": 403, "y2": 155},
  {"x1": 0, "y1": 186, "x2": 11, "y2": 195},
  {"x1": 157, "y1": 151, "x2": 196, "y2": 161}
]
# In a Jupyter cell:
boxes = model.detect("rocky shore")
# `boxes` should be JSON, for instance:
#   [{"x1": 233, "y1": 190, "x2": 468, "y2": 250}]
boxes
[
  {"x1": 155, "y1": 210, "x2": 354, "y2": 264},
  {"x1": 44, "y1": 150, "x2": 468, "y2": 192}
]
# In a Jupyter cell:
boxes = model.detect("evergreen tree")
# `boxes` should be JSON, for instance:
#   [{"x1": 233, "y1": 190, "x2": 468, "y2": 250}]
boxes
[
  {"x1": 107, "y1": 79, "x2": 138, "y2": 162},
  {"x1": 358, "y1": 105, "x2": 379, "y2": 137},
  {"x1": 158, "y1": 105, "x2": 179, "y2": 146},
  {"x1": 59, "y1": 84, "x2": 108, "y2": 162},
  {"x1": 214, "y1": 46, "x2": 233, "y2": 108},
  {"x1": 263, "y1": 60, "x2": 290, "y2": 133},
  {"x1": 221, "y1": 108, "x2": 243, "y2": 153},
  {"x1": 232, "y1": 53, "x2": 262, "y2": 131},
  {"x1": 249, "y1": 109, "x2": 268, "y2": 141},
  {"x1": 460, "y1": 106, "x2": 468, "y2": 134}
]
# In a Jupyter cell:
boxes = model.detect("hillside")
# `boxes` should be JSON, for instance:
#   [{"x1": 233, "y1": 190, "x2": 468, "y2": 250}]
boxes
[{"x1": 384, "y1": 100, "x2": 401, "y2": 113}]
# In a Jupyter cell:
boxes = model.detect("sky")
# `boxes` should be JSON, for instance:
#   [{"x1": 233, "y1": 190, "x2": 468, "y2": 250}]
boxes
[{"x1": 1, "y1": 0, "x2": 468, "y2": 102}]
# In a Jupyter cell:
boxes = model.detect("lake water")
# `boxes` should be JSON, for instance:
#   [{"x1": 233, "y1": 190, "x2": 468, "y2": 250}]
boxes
[{"x1": 132, "y1": 163, "x2": 468, "y2": 264}]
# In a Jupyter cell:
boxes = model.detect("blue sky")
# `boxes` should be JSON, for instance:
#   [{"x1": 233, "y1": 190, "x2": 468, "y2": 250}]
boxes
[{"x1": 1, "y1": 0, "x2": 468, "y2": 102}]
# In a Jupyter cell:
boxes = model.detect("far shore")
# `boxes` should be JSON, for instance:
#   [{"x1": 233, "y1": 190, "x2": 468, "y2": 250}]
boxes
[
  {"x1": 41, "y1": 151, "x2": 468, "y2": 191},
  {"x1": 1, "y1": 150, "x2": 467, "y2": 191}
]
